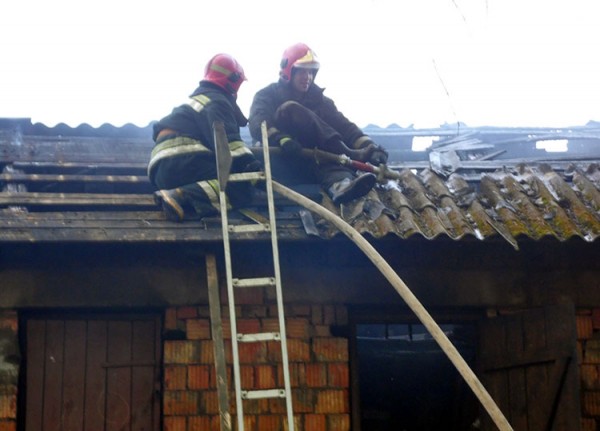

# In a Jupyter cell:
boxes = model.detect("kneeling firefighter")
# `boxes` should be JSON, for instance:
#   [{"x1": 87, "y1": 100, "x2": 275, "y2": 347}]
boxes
[{"x1": 148, "y1": 53, "x2": 261, "y2": 221}]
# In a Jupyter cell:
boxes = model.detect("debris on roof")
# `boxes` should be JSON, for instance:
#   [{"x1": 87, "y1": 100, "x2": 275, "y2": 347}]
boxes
[{"x1": 0, "y1": 118, "x2": 598, "y2": 249}]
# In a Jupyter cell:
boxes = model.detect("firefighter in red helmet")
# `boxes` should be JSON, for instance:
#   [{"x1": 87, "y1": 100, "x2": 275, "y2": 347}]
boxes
[
  {"x1": 249, "y1": 43, "x2": 388, "y2": 205},
  {"x1": 149, "y1": 53, "x2": 261, "y2": 221}
]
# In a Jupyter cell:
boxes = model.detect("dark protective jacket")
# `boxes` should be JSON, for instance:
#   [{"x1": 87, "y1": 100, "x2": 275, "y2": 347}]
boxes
[
  {"x1": 148, "y1": 81, "x2": 254, "y2": 184},
  {"x1": 248, "y1": 80, "x2": 370, "y2": 149}
]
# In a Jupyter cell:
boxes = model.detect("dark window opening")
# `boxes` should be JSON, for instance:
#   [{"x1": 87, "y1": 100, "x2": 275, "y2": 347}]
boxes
[{"x1": 356, "y1": 322, "x2": 479, "y2": 431}]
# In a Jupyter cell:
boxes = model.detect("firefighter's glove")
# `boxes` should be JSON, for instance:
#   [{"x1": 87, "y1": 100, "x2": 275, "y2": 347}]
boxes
[
  {"x1": 280, "y1": 136, "x2": 303, "y2": 156},
  {"x1": 369, "y1": 146, "x2": 389, "y2": 165}
]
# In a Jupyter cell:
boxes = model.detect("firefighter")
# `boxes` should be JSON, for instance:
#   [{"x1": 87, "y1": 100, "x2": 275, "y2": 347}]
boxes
[
  {"x1": 148, "y1": 53, "x2": 261, "y2": 221},
  {"x1": 248, "y1": 42, "x2": 388, "y2": 204}
]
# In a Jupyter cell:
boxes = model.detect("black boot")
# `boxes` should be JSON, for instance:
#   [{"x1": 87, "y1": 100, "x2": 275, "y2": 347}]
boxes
[
  {"x1": 154, "y1": 189, "x2": 186, "y2": 222},
  {"x1": 327, "y1": 173, "x2": 377, "y2": 205}
]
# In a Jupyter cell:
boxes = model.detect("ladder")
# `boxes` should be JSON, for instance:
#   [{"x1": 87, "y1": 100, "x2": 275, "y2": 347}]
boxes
[{"x1": 213, "y1": 121, "x2": 295, "y2": 431}]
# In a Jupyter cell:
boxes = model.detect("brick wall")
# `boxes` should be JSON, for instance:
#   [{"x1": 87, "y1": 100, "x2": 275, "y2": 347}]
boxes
[
  {"x1": 577, "y1": 308, "x2": 600, "y2": 431},
  {"x1": 0, "y1": 312, "x2": 18, "y2": 431},
  {"x1": 162, "y1": 289, "x2": 350, "y2": 431}
]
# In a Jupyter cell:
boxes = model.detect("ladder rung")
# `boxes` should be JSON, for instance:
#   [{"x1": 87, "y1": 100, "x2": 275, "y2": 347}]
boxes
[
  {"x1": 228, "y1": 223, "x2": 270, "y2": 233},
  {"x1": 238, "y1": 332, "x2": 280, "y2": 342},
  {"x1": 233, "y1": 277, "x2": 276, "y2": 288},
  {"x1": 229, "y1": 172, "x2": 266, "y2": 182},
  {"x1": 242, "y1": 389, "x2": 287, "y2": 400}
]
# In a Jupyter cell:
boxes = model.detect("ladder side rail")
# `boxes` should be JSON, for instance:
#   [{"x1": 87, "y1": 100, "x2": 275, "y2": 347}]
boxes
[
  {"x1": 261, "y1": 122, "x2": 295, "y2": 431},
  {"x1": 219, "y1": 193, "x2": 246, "y2": 431}
]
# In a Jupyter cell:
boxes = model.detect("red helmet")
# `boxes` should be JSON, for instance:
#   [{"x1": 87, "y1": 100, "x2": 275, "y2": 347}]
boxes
[
  {"x1": 203, "y1": 53, "x2": 247, "y2": 96},
  {"x1": 279, "y1": 43, "x2": 320, "y2": 82}
]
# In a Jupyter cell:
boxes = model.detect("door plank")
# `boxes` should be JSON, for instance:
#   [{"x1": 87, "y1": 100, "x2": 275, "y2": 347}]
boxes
[
  {"x1": 62, "y1": 321, "x2": 87, "y2": 431},
  {"x1": 25, "y1": 320, "x2": 46, "y2": 431},
  {"x1": 84, "y1": 320, "x2": 108, "y2": 431},
  {"x1": 42, "y1": 320, "x2": 65, "y2": 431},
  {"x1": 106, "y1": 321, "x2": 133, "y2": 431},
  {"x1": 131, "y1": 319, "x2": 159, "y2": 431},
  {"x1": 479, "y1": 304, "x2": 581, "y2": 431},
  {"x1": 506, "y1": 315, "x2": 528, "y2": 430}
]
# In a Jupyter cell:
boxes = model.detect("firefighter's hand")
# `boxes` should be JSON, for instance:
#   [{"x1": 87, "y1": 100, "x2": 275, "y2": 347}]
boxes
[
  {"x1": 280, "y1": 137, "x2": 303, "y2": 156},
  {"x1": 369, "y1": 146, "x2": 389, "y2": 165}
]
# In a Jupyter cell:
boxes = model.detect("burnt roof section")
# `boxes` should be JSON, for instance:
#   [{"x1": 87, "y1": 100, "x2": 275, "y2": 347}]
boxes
[{"x1": 0, "y1": 118, "x2": 598, "y2": 249}]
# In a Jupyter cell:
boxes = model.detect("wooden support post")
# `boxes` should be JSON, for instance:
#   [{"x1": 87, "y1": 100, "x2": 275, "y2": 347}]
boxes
[{"x1": 206, "y1": 254, "x2": 232, "y2": 431}]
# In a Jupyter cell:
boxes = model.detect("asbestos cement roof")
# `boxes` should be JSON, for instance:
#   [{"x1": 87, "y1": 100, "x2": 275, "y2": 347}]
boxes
[{"x1": 0, "y1": 118, "x2": 598, "y2": 250}]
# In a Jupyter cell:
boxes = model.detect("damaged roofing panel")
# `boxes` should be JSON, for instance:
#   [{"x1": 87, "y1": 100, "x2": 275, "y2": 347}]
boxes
[
  {"x1": 0, "y1": 119, "x2": 598, "y2": 248},
  {"x1": 319, "y1": 163, "x2": 600, "y2": 250}
]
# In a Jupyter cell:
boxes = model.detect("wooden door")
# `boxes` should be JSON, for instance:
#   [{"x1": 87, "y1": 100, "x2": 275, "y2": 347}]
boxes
[
  {"x1": 24, "y1": 312, "x2": 161, "y2": 431},
  {"x1": 479, "y1": 304, "x2": 580, "y2": 431}
]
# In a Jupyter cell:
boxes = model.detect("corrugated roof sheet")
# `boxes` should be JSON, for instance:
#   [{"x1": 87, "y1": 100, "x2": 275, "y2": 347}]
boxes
[
  {"x1": 0, "y1": 118, "x2": 598, "y2": 248},
  {"x1": 318, "y1": 163, "x2": 600, "y2": 249}
]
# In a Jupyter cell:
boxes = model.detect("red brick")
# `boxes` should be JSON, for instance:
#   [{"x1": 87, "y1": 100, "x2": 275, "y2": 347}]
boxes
[
  {"x1": 257, "y1": 415, "x2": 282, "y2": 431},
  {"x1": 187, "y1": 319, "x2": 211, "y2": 340},
  {"x1": 0, "y1": 313, "x2": 17, "y2": 332},
  {"x1": 164, "y1": 341, "x2": 200, "y2": 365},
  {"x1": 163, "y1": 415, "x2": 186, "y2": 431},
  {"x1": 0, "y1": 395, "x2": 15, "y2": 419},
  {"x1": 306, "y1": 364, "x2": 327, "y2": 387},
  {"x1": 198, "y1": 340, "x2": 215, "y2": 364},
  {"x1": 240, "y1": 364, "x2": 255, "y2": 388},
  {"x1": 237, "y1": 318, "x2": 262, "y2": 335},
  {"x1": 304, "y1": 414, "x2": 326, "y2": 431},
  {"x1": 313, "y1": 338, "x2": 348, "y2": 362},
  {"x1": 177, "y1": 306, "x2": 198, "y2": 319},
  {"x1": 238, "y1": 342, "x2": 267, "y2": 364},
  {"x1": 202, "y1": 391, "x2": 219, "y2": 415},
  {"x1": 188, "y1": 416, "x2": 212, "y2": 431},
  {"x1": 188, "y1": 365, "x2": 211, "y2": 389},
  {"x1": 577, "y1": 315, "x2": 594, "y2": 340},
  {"x1": 0, "y1": 421, "x2": 16, "y2": 431},
  {"x1": 327, "y1": 413, "x2": 351, "y2": 431},
  {"x1": 314, "y1": 325, "x2": 332, "y2": 337},
  {"x1": 311, "y1": 305, "x2": 323, "y2": 325},
  {"x1": 323, "y1": 306, "x2": 336, "y2": 325},
  {"x1": 241, "y1": 305, "x2": 268, "y2": 318},
  {"x1": 292, "y1": 389, "x2": 316, "y2": 413},
  {"x1": 268, "y1": 398, "x2": 287, "y2": 414},
  {"x1": 286, "y1": 318, "x2": 310, "y2": 339},
  {"x1": 583, "y1": 391, "x2": 600, "y2": 416},
  {"x1": 286, "y1": 339, "x2": 310, "y2": 362},
  {"x1": 255, "y1": 365, "x2": 276, "y2": 389},
  {"x1": 233, "y1": 287, "x2": 265, "y2": 305},
  {"x1": 221, "y1": 318, "x2": 232, "y2": 339},
  {"x1": 164, "y1": 391, "x2": 200, "y2": 415},
  {"x1": 242, "y1": 399, "x2": 270, "y2": 414},
  {"x1": 278, "y1": 363, "x2": 304, "y2": 387},
  {"x1": 197, "y1": 306, "x2": 211, "y2": 317},
  {"x1": 262, "y1": 318, "x2": 280, "y2": 333},
  {"x1": 581, "y1": 364, "x2": 600, "y2": 390},
  {"x1": 315, "y1": 390, "x2": 349, "y2": 413},
  {"x1": 584, "y1": 339, "x2": 600, "y2": 364},
  {"x1": 290, "y1": 304, "x2": 311, "y2": 316},
  {"x1": 592, "y1": 309, "x2": 600, "y2": 329},
  {"x1": 328, "y1": 363, "x2": 349, "y2": 388},
  {"x1": 242, "y1": 415, "x2": 257, "y2": 431},
  {"x1": 581, "y1": 418, "x2": 596, "y2": 431},
  {"x1": 164, "y1": 308, "x2": 179, "y2": 331},
  {"x1": 164, "y1": 365, "x2": 187, "y2": 390}
]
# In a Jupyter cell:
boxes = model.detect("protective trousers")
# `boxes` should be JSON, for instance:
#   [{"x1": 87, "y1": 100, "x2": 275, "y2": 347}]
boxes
[
  {"x1": 273, "y1": 101, "x2": 355, "y2": 189},
  {"x1": 151, "y1": 152, "x2": 253, "y2": 217}
]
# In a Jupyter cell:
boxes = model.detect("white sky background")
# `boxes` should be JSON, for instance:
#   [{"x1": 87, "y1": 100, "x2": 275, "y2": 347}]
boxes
[{"x1": 1, "y1": 0, "x2": 599, "y2": 129}]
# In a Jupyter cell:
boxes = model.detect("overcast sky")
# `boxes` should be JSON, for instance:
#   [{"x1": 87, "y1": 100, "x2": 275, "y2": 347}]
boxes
[{"x1": 1, "y1": 0, "x2": 598, "y2": 129}]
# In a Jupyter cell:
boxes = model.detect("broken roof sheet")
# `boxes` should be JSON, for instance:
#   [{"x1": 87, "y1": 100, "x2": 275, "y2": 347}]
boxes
[{"x1": 0, "y1": 119, "x2": 598, "y2": 249}]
